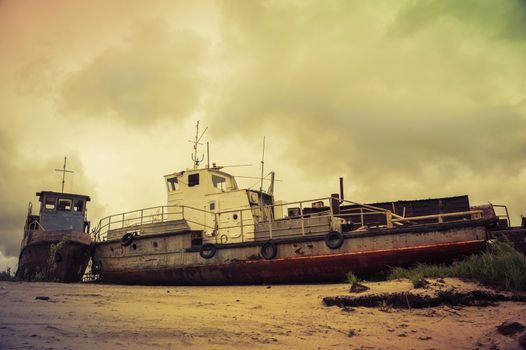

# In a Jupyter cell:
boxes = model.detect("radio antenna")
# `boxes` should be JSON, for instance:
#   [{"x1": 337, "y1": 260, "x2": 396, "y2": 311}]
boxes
[
  {"x1": 207, "y1": 141, "x2": 210, "y2": 168},
  {"x1": 235, "y1": 174, "x2": 282, "y2": 182},
  {"x1": 189, "y1": 121, "x2": 208, "y2": 169},
  {"x1": 219, "y1": 164, "x2": 252, "y2": 169},
  {"x1": 259, "y1": 137, "x2": 266, "y2": 195},
  {"x1": 54, "y1": 157, "x2": 74, "y2": 193}
]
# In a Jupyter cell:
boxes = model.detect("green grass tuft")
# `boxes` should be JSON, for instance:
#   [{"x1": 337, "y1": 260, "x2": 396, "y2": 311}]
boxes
[
  {"x1": 345, "y1": 271, "x2": 359, "y2": 284},
  {"x1": 387, "y1": 240, "x2": 526, "y2": 291}
]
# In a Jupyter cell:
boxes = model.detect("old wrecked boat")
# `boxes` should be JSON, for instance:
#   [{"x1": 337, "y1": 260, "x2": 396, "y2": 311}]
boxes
[
  {"x1": 91, "y1": 146, "x2": 494, "y2": 285},
  {"x1": 16, "y1": 190, "x2": 92, "y2": 282}
]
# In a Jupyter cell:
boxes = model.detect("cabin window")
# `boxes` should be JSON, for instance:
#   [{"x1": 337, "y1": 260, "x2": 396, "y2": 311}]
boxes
[
  {"x1": 73, "y1": 200, "x2": 84, "y2": 212},
  {"x1": 45, "y1": 197, "x2": 56, "y2": 210},
  {"x1": 212, "y1": 175, "x2": 226, "y2": 191},
  {"x1": 209, "y1": 202, "x2": 215, "y2": 211},
  {"x1": 188, "y1": 173, "x2": 199, "y2": 187},
  {"x1": 167, "y1": 177, "x2": 179, "y2": 191},
  {"x1": 57, "y1": 199, "x2": 72, "y2": 211}
]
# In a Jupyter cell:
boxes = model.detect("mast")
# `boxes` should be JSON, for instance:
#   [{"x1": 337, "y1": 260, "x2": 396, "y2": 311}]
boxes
[
  {"x1": 190, "y1": 121, "x2": 207, "y2": 169},
  {"x1": 207, "y1": 141, "x2": 210, "y2": 169},
  {"x1": 54, "y1": 157, "x2": 74, "y2": 193},
  {"x1": 259, "y1": 137, "x2": 266, "y2": 195}
]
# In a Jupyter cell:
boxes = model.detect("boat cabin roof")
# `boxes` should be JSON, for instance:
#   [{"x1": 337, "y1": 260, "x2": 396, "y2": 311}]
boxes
[
  {"x1": 36, "y1": 191, "x2": 91, "y2": 202},
  {"x1": 36, "y1": 191, "x2": 91, "y2": 214}
]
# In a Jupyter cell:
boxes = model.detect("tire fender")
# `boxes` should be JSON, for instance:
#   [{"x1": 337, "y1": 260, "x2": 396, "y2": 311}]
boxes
[
  {"x1": 200, "y1": 243, "x2": 217, "y2": 259},
  {"x1": 261, "y1": 241, "x2": 278, "y2": 260},
  {"x1": 325, "y1": 231, "x2": 344, "y2": 249},
  {"x1": 121, "y1": 233, "x2": 134, "y2": 247}
]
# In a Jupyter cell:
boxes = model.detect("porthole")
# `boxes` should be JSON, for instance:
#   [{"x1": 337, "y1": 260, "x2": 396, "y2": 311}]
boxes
[
  {"x1": 233, "y1": 213, "x2": 238, "y2": 220},
  {"x1": 132, "y1": 243, "x2": 137, "y2": 250}
]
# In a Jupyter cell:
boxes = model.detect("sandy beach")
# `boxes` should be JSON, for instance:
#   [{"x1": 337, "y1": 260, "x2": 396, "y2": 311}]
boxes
[{"x1": 1, "y1": 279, "x2": 526, "y2": 350}]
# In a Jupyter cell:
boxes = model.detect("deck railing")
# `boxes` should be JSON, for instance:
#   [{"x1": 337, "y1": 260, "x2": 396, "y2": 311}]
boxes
[
  {"x1": 92, "y1": 197, "x2": 483, "y2": 243},
  {"x1": 92, "y1": 205, "x2": 216, "y2": 242}
]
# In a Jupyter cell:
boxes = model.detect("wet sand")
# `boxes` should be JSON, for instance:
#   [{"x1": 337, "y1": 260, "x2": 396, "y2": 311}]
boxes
[{"x1": 1, "y1": 279, "x2": 526, "y2": 349}]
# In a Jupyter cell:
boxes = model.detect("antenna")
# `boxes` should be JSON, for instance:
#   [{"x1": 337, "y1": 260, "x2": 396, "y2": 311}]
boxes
[
  {"x1": 234, "y1": 174, "x2": 282, "y2": 182},
  {"x1": 189, "y1": 121, "x2": 208, "y2": 169},
  {"x1": 259, "y1": 137, "x2": 265, "y2": 195},
  {"x1": 219, "y1": 164, "x2": 252, "y2": 169},
  {"x1": 54, "y1": 157, "x2": 74, "y2": 193}
]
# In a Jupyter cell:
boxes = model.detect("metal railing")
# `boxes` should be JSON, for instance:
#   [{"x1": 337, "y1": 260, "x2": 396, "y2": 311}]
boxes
[
  {"x1": 25, "y1": 219, "x2": 46, "y2": 231},
  {"x1": 93, "y1": 205, "x2": 216, "y2": 242},
  {"x1": 490, "y1": 203, "x2": 511, "y2": 227},
  {"x1": 92, "y1": 197, "x2": 484, "y2": 243}
]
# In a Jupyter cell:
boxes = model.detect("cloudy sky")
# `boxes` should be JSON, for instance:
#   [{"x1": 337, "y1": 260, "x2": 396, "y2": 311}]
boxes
[{"x1": 1, "y1": 0, "x2": 525, "y2": 270}]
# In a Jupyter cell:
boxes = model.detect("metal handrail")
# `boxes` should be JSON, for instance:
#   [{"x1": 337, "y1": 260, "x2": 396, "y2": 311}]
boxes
[
  {"x1": 391, "y1": 210, "x2": 482, "y2": 222},
  {"x1": 25, "y1": 219, "x2": 46, "y2": 231},
  {"x1": 490, "y1": 203, "x2": 511, "y2": 225},
  {"x1": 93, "y1": 204, "x2": 216, "y2": 240},
  {"x1": 92, "y1": 196, "x2": 484, "y2": 243},
  {"x1": 97, "y1": 205, "x2": 210, "y2": 228}
]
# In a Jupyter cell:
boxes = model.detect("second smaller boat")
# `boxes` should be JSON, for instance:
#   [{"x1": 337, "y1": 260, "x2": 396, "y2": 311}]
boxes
[
  {"x1": 16, "y1": 158, "x2": 92, "y2": 282},
  {"x1": 16, "y1": 191, "x2": 92, "y2": 282}
]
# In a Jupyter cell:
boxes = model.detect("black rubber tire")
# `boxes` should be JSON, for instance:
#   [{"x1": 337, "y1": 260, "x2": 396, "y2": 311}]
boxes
[
  {"x1": 121, "y1": 233, "x2": 134, "y2": 247},
  {"x1": 261, "y1": 241, "x2": 278, "y2": 260},
  {"x1": 325, "y1": 231, "x2": 344, "y2": 249},
  {"x1": 200, "y1": 243, "x2": 217, "y2": 259}
]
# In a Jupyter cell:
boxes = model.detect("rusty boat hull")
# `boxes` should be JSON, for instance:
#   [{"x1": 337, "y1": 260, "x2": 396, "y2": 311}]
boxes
[
  {"x1": 16, "y1": 230, "x2": 91, "y2": 283},
  {"x1": 92, "y1": 219, "x2": 490, "y2": 285}
]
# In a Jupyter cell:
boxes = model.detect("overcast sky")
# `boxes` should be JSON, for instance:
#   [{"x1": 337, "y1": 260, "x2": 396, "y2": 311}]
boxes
[{"x1": 1, "y1": 0, "x2": 525, "y2": 270}]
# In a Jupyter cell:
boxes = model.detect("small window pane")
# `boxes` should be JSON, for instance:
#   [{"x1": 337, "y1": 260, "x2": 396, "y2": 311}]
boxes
[
  {"x1": 73, "y1": 200, "x2": 84, "y2": 212},
  {"x1": 45, "y1": 197, "x2": 56, "y2": 210},
  {"x1": 167, "y1": 177, "x2": 178, "y2": 191},
  {"x1": 188, "y1": 174, "x2": 199, "y2": 187},
  {"x1": 209, "y1": 202, "x2": 215, "y2": 211},
  {"x1": 57, "y1": 199, "x2": 72, "y2": 211},
  {"x1": 212, "y1": 175, "x2": 226, "y2": 191}
]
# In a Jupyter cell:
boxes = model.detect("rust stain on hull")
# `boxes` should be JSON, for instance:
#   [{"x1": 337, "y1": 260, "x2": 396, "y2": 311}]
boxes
[{"x1": 100, "y1": 240, "x2": 485, "y2": 285}]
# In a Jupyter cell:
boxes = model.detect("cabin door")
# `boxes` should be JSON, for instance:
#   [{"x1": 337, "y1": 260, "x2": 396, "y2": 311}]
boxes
[{"x1": 204, "y1": 200, "x2": 218, "y2": 237}]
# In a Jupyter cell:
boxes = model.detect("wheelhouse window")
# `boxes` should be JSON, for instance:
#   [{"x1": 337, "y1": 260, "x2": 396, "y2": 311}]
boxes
[
  {"x1": 212, "y1": 175, "x2": 226, "y2": 191},
  {"x1": 167, "y1": 177, "x2": 179, "y2": 191},
  {"x1": 45, "y1": 197, "x2": 56, "y2": 210},
  {"x1": 188, "y1": 173, "x2": 200, "y2": 187},
  {"x1": 73, "y1": 199, "x2": 84, "y2": 212},
  {"x1": 57, "y1": 198, "x2": 72, "y2": 211}
]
